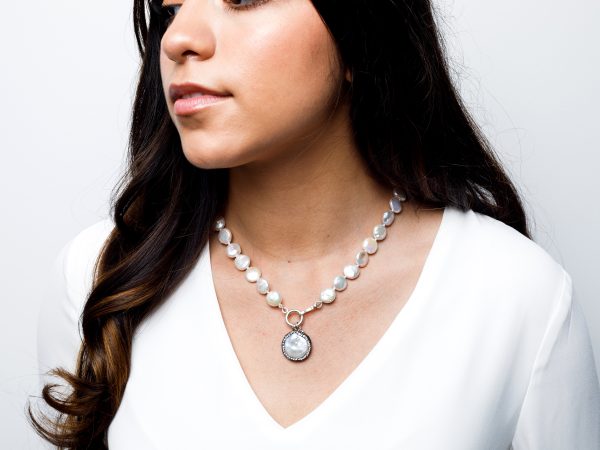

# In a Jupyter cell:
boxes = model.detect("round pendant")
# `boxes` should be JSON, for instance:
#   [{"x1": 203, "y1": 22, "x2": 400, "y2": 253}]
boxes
[{"x1": 282, "y1": 329, "x2": 312, "y2": 361}]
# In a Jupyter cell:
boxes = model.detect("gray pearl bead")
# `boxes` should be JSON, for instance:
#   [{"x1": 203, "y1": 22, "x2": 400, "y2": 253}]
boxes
[
  {"x1": 390, "y1": 197, "x2": 402, "y2": 214},
  {"x1": 373, "y1": 224, "x2": 387, "y2": 241},
  {"x1": 382, "y1": 210, "x2": 395, "y2": 226},
  {"x1": 393, "y1": 188, "x2": 407, "y2": 201},
  {"x1": 356, "y1": 251, "x2": 369, "y2": 267},
  {"x1": 333, "y1": 275, "x2": 348, "y2": 291},
  {"x1": 256, "y1": 278, "x2": 269, "y2": 294},
  {"x1": 218, "y1": 228, "x2": 232, "y2": 245},
  {"x1": 214, "y1": 217, "x2": 226, "y2": 231}
]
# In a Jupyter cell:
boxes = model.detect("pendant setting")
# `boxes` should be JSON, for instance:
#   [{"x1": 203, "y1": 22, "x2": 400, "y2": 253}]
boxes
[{"x1": 282, "y1": 328, "x2": 312, "y2": 361}]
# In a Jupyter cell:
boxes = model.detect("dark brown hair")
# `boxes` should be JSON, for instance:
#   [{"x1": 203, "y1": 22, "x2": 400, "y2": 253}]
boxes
[{"x1": 30, "y1": 0, "x2": 530, "y2": 448}]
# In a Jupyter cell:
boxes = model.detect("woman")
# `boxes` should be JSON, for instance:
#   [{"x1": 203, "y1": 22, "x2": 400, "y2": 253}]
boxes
[{"x1": 31, "y1": 0, "x2": 599, "y2": 448}]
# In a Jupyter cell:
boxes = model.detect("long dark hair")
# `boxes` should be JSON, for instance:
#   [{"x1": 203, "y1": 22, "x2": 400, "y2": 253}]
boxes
[{"x1": 29, "y1": 0, "x2": 530, "y2": 447}]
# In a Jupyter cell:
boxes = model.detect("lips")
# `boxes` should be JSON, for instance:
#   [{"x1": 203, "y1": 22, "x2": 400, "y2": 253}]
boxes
[{"x1": 169, "y1": 82, "x2": 231, "y2": 103}]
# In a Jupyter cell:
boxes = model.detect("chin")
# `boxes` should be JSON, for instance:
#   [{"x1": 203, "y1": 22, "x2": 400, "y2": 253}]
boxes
[{"x1": 180, "y1": 138, "x2": 254, "y2": 170}]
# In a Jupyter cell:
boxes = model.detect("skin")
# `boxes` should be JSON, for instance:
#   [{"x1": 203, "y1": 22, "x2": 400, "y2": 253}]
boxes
[{"x1": 160, "y1": 0, "x2": 444, "y2": 428}]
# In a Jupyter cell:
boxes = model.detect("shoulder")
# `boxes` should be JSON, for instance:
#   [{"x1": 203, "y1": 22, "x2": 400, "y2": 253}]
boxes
[
  {"x1": 447, "y1": 206, "x2": 566, "y2": 278},
  {"x1": 445, "y1": 206, "x2": 571, "y2": 316},
  {"x1": 37, "y1": 217, "x2": 115, "y2": 374},
  {"x1": 59, "y1": 217, "x2": 115, "y2": 312}
]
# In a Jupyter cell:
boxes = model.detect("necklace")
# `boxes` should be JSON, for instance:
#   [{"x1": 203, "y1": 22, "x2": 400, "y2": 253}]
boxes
[{"x1": 212, "y1": 187, "x2": 407, "y2": 362}]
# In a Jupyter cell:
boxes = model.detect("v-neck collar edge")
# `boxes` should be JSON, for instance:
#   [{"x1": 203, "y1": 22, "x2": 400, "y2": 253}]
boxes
[{"x1": 198, "y1": 204, "x2": 459, "y2": 436}]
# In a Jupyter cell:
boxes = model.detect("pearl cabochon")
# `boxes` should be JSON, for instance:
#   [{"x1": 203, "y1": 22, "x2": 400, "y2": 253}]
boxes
[{"x1": 282, "y1": 329, "x2": 312, "y2": 361}]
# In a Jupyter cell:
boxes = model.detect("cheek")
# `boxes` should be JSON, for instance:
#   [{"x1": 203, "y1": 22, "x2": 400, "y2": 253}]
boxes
[
  {"x1": 159, "y1": 51, "x2": 177, "y2": 120},
  {"x1": 154, "y1": 4, "x2": 344, "y2": 169},
  {"x1": 159, "y1": 52, "x2": 169, "y2": 91},
  {"x1": 228, "y1": 8, "x2": 342, "y2": 139}
]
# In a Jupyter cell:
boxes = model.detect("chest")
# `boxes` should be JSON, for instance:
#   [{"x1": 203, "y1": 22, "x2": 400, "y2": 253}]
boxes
[
  {"x1": 110, "y1": 215, "x2": 531, "y2": 448},
  {"x1": 110, "y1": 259, "x2": 525, "y2": 450},
  {"x1": 209, "y1": 240, "x2": 426, "y2": 429}
]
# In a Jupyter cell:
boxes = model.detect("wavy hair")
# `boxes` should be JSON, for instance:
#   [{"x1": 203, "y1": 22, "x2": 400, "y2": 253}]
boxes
[{"x1": 30, "y1": 0, "x2": 530, "y2": 447}]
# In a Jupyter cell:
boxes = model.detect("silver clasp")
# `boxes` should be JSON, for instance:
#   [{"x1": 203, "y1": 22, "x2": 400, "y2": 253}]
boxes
[{"x1": 285, "y1": 309, "x2": 304, "y2": 328}]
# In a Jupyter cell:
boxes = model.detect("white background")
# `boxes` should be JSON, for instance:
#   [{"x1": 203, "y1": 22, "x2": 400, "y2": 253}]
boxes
[{"x1": 1, "y1": 0, "x2": 598, "y2": 447}]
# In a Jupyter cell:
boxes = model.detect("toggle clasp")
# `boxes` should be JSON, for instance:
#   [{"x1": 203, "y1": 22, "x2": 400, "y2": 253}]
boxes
[{"x1": 285, "y1": 309, "x2": 304, "y2": 328}]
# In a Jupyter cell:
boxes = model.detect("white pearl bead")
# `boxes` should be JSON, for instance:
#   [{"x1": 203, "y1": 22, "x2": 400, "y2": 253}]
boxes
[
  {"x1": 320, "y1": 288, "x2": 336, "y2": 303},
  {"x1": 389, "y1": 197, "x2": 402, "y2": 213},
  {"x1": 226, "y1": 243, "x2": 241, "y2": 258},
  {"x1": 234, "y1": 254, "x2": 250, "y2": 270},
  {"x1": 356, "y1": 251, "x2": 369, "y2": 267},
  {"x1": 333, "y1": 275, "x2": 347, "y2": 291},
  {"x1": 362, "y1": 237, "x2": 378, "y2": 254},
  {"x1": 393, "y1": 188, "x2": 407, "y2": 201},
  {"x1": 343, "y1": 264, "x2": 360, "y2": 279},
  {"x1": 218, "y1": 228, "x2": 232, "y2": 245},
  {"x1": 373, "y1": 224, "x2": 387, "y2": 241},
  {"x1": 256, "y1": 278, "x2": 269, "y2": 294},
  {"x1": 215, "y1": 188, "x2": 403, "y2": 317},
  {"x1": 245, "y1": 267, "x2": 261, "y2": 283},
  {"x1": 213, "y1": 217, "x2": 225, "y2": 231},
  {"x1": 266, "y1": 291, "x2": 282, "y2": 307},
  {"x1": 382, "y1": 210, "x2": 395, "y2": 226}
]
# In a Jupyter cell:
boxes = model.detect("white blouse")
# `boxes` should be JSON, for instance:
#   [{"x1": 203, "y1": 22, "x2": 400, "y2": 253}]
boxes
[{"x1": 37, "y1": 206, "x2": 600, "y2": 449}]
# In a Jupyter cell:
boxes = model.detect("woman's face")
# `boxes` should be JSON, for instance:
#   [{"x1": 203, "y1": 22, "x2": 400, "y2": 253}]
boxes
[{"x1": 159, "y1": 0, "x2": 348, "y2": 169}]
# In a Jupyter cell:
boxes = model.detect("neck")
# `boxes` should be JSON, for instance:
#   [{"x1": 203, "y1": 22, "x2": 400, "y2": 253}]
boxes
[{"x1": 220, "y1": 119, "x2": 393, "y2": 265}]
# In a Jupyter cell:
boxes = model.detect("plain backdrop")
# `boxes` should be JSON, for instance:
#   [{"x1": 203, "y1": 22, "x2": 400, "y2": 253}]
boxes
[{"x1": 1, "y1": 0, "x2": 598, "y2": 447}]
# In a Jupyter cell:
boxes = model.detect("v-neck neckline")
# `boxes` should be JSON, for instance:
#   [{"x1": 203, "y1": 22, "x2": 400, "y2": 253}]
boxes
[{"x1": 200, "y1": 206, "x2": 454, "y2": 435}]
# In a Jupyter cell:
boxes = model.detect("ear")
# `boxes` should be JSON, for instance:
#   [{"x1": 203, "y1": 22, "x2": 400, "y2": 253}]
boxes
[{"x1": 344, "y1": 67, "x2": 352, "y2": 83}]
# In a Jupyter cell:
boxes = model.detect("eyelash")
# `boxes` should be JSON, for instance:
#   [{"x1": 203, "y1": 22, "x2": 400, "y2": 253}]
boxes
[
  {"x1": 223, "y1": 0, "x2": 269, "y2": 12},
  {"x1": 156, "y1": 0, "x2": 268, "y2": 28}
]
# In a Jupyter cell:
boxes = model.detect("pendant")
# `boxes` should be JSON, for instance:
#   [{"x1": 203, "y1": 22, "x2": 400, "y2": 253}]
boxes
[
  {"x1": 282, "y1": 327, "x2": 312, "y2": 361},
  {"x1": 282, "y1": 309, "x2": 311, "y2": 361}
]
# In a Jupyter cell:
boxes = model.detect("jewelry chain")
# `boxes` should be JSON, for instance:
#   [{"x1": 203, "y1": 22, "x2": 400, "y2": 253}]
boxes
[{"x1": 212, "y1": 187, "x2": 407, "y2": 323}]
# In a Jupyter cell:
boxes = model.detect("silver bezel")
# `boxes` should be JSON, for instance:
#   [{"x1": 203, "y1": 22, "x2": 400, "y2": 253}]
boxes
[{"x1": 281, "y1": 329, "x2": 312, "y2": 362}]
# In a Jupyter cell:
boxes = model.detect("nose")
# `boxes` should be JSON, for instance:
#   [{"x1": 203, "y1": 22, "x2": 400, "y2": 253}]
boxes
[{"x1": 161, "y1": 1, "x2": 217, "y2": 64}]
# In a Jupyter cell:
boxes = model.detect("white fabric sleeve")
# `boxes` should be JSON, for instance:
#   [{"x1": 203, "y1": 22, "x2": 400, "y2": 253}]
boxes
[
  {"x1": 36, "y1": 219, "x2": 113, "y2": 386},
  {"x1": 511, "y1": 270, "x2": 600, "y2": 449},
  {"x1": 37, "y1": 238, "x2": 83, "y2": 382},
  {"x1": 30, "y1": 238, "x2": 83, "y2": 450}
]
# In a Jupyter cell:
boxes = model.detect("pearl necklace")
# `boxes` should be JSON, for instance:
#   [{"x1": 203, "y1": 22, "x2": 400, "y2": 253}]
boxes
[{"x1": 212, "y1": 187, "x2": 407, "y2": 362}]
